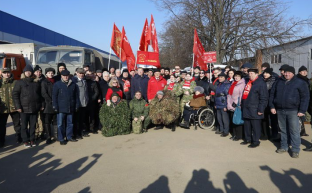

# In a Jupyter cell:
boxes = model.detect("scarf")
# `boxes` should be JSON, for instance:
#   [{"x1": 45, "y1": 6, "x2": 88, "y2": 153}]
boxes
[
  {"x1": 182, "y1": 81, "x2": 191, "y2": 89},
  {"x1": 122, "y1": 79, "x2": 130, "y2": 92},
  {"x1": 193, "y1": 93, "x2": 205, "y2": 99},
  {"x1": 228, "y1": 81, "x2": 238, "y2": 95},
  {"x1": 47, "y1": 77, "x2": 55, "y2": 84},
  {"x1": 242, "y1": 77, "x2": 258, "y2": 99},
  {"x1": 167, "y1": 82, "x2": 175, "y2": 91}
]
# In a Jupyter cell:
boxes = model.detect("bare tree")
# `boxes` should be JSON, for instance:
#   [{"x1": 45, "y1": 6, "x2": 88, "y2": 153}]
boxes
[{"x1": 153, "y1": 0, "x2": 312, "y2": 67}]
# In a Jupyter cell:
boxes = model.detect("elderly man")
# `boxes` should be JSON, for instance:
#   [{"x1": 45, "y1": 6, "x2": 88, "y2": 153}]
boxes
[
  {"x1": 115, "y1": 69, "x2": 121, "y2": 78},
  {"x1": 0, "y1": 68, "x2": 21, "y2": 147},
  {"x1": 173, "y1": 66, "x2": 181, "y2": 78},
  {"x1": 52, "y1": 70, "x2": 80, "y2": 145},
  {"x1": 240, "y1": 68, "x2": 268, "y2": 148},
  {"x1": 131, "y1": 67, "x2": 149, "y2": 101},
  {"x1": 147, "y1": 69, "x2": 167, "y2": 103},
  {"x1": 270, "y1": 66, "x2": 309, "y2": 158}
]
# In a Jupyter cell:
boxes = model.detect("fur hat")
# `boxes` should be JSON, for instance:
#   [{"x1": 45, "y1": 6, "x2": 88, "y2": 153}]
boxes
[
  {"x1": 156, "y1": 91, "x2": 164, "y2": 95},
  {"x1": 218, "y1": 72, "x2": 226, "y2": 77},
  {"x1": 298, "y1": 65, "x2": 308, "y2": 73},
  {"x1": 247, "y1": 68, "x2": 259, "y2": 73},
  {"x1": 33, "y1": 65, "x2": 42, "y2": 72},
  {"x1": 60, "y1": 70, "x2": 70, "y2": 76},
  {"x1": 279, "y1": 64, "x2": 289, "y2": 71},
  {"x1": 45, "y1": 67, "x2": 56, "y2": 75},
  {"x1": 194, "y1": 86, "x2": 204, "y2": 94},
  {"x1": 263, "y1": 68, "x2": 273, "y2": 75},
  {"x1": 284, "y1": 66, "x2": 295, "y2": 74}
]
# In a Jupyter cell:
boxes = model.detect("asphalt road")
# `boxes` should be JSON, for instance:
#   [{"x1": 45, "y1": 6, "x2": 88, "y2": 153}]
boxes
[{"x1": 0, "y1": 122, "x2": 312, "y2": 193}]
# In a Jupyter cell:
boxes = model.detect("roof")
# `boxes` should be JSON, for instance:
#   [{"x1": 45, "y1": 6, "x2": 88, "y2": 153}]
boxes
[{"x1": 261, "y1": 36, "x2": 312, "y2": 50}]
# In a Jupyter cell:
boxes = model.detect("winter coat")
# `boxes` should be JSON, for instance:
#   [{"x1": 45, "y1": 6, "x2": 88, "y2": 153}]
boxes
[
  {"x1": 215, "y1": 81, "x2": 231, "y2": 109},
  {"x1": 12, "y1": 75, "x2": 42, "y2": 113},
  {"x1": 119, "y1": 77, "x2": 132, "y2": 101},
  {"x1": 129, "y1": 97, "x2": 149, "y2": 119},
  {"x1": 242, "y1": 77, "x2": 268, "y2": 119},
  {"x1": 99, "y1": 79, "x2": 109, "y2": 101},
  {"x1": 147, "y1": 76, "x2": 167, "y2": 100},
  {"x1": 297, "y1": 74, "x2": 310, "y2": 86},
  {"x1": 269, "y1": 76, "x2": 309, "y2": 114},
  {"x1": 106, "y1": 87, "x2": 123, "y2": 102},
  {"x1": 86, "y1": 79, "x2": 99, "y2": 106},
  {"x1": 0, "y1": 77, "x2": 17, "y2": 113},
  {"x1": 131, "y1": 74, "x2": 149, "y2": 101},
  {"x1": 72, "y1": 77, "x2": 89, "y2": 107},
  {"x1": 52, "y1": 79, "x2": 79, "y2": 113},
  {"x1": 196, "y1": 77, "x2": 210, "y2": 96},
  {"x1": 41, "y1": 78, "x2": 56, "y2": 114},
  {"x1": 263, "y1": 75, "x2": 276, "y2": 92},
  {"x1": 227, "y1": 78, "x2": 246, "y2": 111},
  {"x1": 190, "y1": 94, "x2": 206, "y2": 110}
]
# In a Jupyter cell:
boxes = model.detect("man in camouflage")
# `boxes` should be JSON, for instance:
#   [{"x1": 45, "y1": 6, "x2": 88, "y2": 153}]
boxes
[
  {"x1": 129, "y1": 91, "x2": 150, "y2": 133},
  {"x1": 0, "y1": 68, "x2": 22, "y2": 147}
]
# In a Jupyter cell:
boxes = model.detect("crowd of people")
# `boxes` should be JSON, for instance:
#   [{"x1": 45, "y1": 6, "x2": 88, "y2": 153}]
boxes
[{"x1": 0, "y1": 62, "x2": 312, "y2": 158}]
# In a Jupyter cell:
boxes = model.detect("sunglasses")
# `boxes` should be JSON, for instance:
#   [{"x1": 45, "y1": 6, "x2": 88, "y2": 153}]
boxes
[{"x1": 113, "y1": 82, "x2": 118, "y2": 83}]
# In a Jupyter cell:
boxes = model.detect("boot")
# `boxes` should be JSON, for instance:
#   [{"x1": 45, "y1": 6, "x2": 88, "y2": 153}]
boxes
[
  {"x1": 179, "y1": 121, "x2": 190, "y2": 129},
  {"x1": 171, "y1": 123, "x2": 176, "y2": 132},
  {"x1": 16, "y1": 133, "x2": 22, "y2": 144}
]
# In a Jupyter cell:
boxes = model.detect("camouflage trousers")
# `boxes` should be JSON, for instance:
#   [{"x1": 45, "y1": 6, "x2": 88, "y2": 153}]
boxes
[
  {"x1": 132, "y1": 117, "x2": 151, "y2": 134},
  {"x1": 180, "y1": 95, "x2": 193, "y2": 116}
]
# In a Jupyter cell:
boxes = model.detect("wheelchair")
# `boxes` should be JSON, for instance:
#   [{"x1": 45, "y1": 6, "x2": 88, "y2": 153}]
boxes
[{"x1": 189, "y1": 106, "x2": 215, "y2": 130}]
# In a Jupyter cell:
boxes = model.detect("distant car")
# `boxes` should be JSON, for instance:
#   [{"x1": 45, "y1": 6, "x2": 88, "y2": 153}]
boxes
[{"x1": 184, "y1": 67, "x2": 191, "y2": 73}]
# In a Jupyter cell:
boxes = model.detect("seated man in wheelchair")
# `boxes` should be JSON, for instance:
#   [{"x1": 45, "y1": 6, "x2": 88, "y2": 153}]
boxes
[{"x1": 179, "y1": 86, "x2": 207, "y2": 129}]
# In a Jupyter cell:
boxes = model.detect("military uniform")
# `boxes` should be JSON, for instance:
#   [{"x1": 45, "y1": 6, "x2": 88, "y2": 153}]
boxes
[
  {"x1": 175, "y1": 80, "x2": 196, "y2": 115},
  {"x1": 0, "y1": 76, "x2": 21, "y2": 145},
  {"x1": 129, "y1": 97, "x2": 151, "y2": 133}
]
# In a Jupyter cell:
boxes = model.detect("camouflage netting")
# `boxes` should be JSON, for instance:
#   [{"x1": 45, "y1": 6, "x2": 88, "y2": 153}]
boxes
[
  {"x1": 100, "y1": 100, "x2": 131, "y2": 137},
  {"x1": 149, "y1": 90, "x2": 180, "y2": 125}
]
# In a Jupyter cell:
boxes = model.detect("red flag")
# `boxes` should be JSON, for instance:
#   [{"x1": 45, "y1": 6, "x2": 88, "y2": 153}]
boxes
[
  {"x1": 193, "y1": 28, "x2": 206, "y2": 71},
  {"x1": 147, "y1": 15, "x2": 159, "y2": 53},
  {"x1": 121, "y1": 27, "x2": 136, "y2": 71},
  {"x1": 136, "y1": 51, "x2": 160, "y2": 68},
  {"x1": 110, "y1": 23, "x2": 122, "y2": 58},
  {"x1": 139, "y1": 18, "x2": 149, "y2": 51}
]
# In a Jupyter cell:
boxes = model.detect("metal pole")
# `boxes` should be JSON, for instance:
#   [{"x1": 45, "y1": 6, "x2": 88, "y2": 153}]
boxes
[
  {"x1": 191, "y1": 53, "x2": 195, "y2": 77},
  {"x1": 209, "y1": 63, "x2": 212, "y2": 82},
  {"x1": 119, "y1": 47, "x2": 122, "y2": 69},
  {"x1": 108, "y1": 48, "x2": 112, "y2": 70}
]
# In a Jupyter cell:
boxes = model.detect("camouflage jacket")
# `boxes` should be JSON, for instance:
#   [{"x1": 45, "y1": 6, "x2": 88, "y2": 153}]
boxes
[
  {"x1": 175, "y1": 80, "x2": 197, "y2": 97},
  {"x1": 129, "y1": 97, "x2": 149, "y2": 119},
  {"x1": 0, "y1": 77, "x2": 17, "y2": 113}
]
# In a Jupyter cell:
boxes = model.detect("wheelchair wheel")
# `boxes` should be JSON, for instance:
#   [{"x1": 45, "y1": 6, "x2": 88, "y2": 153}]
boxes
[{"x1": 198, "y1": 108, "x2": 215, "y2": 129}]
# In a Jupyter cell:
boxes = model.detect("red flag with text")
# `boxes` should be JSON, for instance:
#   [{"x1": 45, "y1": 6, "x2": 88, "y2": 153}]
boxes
[
  {"x1": 136, "y1": 51, "x2": 160, "y2": 68},
  {"x1": 193, "y1": 28, "x2": 207, "y2": 71},
  {"x1": 147, "y1": 15, "x2": 159, "y2": 53},
  {"x1": 110, "y1": 23, "x2": 122, "y2": 58},
  {"x1": 121, "y1": 27, "x2": 136, "y2": 71},
  {"x1": 139, "y1": 18, "x2": 149, "y2": 51}
]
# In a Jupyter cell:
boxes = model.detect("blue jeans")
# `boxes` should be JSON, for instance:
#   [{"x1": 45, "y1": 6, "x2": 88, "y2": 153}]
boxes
[
  {"x1": 57, "y1": 113, "x2": 73, "y2": 141},
  {"x1": 277, "y1": 110, "x2": 301, "y2": 153}
]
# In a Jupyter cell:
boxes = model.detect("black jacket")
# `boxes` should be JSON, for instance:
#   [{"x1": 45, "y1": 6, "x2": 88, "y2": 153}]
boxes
[
  {"x1": 131, "y1": 74, "x2": 149, "y2": 101},
  {"x1": 242, "y1": 77, "x2": 268, "y2": 119},
  {"x1": 269, "y1": 76, "x2": 309, "y2": 114},
  {"x1": 41, "y1": 78, "x2": 55, "y2": 114},
  {"x1": 86, "y1": 79, "x2": 99, "y2": 107},
  {"x1": 196, "y1": 77, "x2": 210, "y2": 96},
  {"x1": 12, "y1": 75, "x2": 42, "y2": 113},
  {"x1": 99, "y1": 79, "x2": 109, "y2": 102},
  {"x1": 119, "y1": 77, "x2": 132, "y2": 101}
]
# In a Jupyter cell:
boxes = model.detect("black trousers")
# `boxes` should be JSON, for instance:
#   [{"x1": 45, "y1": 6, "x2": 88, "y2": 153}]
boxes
[
  {"x1": 94, "y1": 103, "x2": 101, "y2": 130},
  {"x1": 74, "y1": 107, "x2": 87, "y2": 137},
  {"x1": 44, "y1": 113, "x2": 57, "y2": 139},
  {"x1": 86, "y1": 103, "x2": 96, "y2": 132},
  {"x1": 0, "y1": 112, "x2": 21, "y2": 143},
  {"x1": 228, "y1": 111, "x2": 243, "y2": 139},
  {"x1": 20, "y1": 112, "x2": 38, "y2": 142},
  {"x1": 244, "y1": 119, "x2": 262, "y2": 145}
]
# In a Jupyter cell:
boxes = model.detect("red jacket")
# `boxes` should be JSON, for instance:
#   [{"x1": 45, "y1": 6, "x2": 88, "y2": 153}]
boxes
[
  {"x1": 106, "y1": 87, "x2": 123, "y2": 101},
  {"x1": 147, "y1": 76, "x2": 167, "y2": 100}
]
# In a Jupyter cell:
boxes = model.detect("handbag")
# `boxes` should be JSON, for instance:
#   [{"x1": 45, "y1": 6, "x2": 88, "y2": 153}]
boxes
[{"x1": 233, "y1": 97, "x2": 244, "y2": 125}]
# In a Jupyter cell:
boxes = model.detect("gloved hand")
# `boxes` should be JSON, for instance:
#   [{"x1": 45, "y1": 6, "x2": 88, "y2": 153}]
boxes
[
  {"x1": 186, "y1": 102, "x2": 190, "y2": 107},
  {"x1": 232, "y1": 102, "x2": 237, "y2": 108}
]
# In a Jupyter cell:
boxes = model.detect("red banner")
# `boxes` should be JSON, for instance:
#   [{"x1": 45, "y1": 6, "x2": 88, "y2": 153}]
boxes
[
  {"x1": 147, "y1": 15, "x2": 159, "y2": 53},
  {"x1": 110, "y1": 23, "x2": 122, "y2": 58},
  {"x1": 204, "y1": 51, "x2": 217, "y2": 63},
  {"x1": 136, "y1": 51, "x2": 160, "y2": 68},
  {"x1": 121, "y1": 27, "x2": 136, "y2": 71},
  {"x1": 139, "y1": 18, "x2": 149, "y2": 51},
  {"x1": 193, "y1": 28, "x2": 207, "y2": 71}
]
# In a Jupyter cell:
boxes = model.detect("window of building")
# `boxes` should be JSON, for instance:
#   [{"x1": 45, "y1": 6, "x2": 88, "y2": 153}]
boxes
[{"x1": 270, "y1": 54, "x2": 282, "y2": 63}]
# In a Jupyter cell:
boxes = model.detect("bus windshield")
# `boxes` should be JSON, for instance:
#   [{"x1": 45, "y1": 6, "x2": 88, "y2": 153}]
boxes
[{"x1": 37, "y1": 50, "x2": 83, "y2": 65}]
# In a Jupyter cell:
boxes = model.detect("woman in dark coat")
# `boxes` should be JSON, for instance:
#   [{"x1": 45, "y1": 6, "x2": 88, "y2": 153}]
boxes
[
  {"x1": 261, "y1": 68, "x2": 279, "y2": 140},
  {"x1": 241, "y1": 69, "x2": 268, "y2": 148},
  {"x1": 41, "y1": 68, "x2": 57, "y2": 144}
]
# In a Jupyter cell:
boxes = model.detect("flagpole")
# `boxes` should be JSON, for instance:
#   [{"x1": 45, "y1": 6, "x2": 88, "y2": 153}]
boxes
[
  {"x1": 191, "y1": 53, "x2": 195, "y2": 77},
  {"x1": 108, "y1": 48, "x2": 112, "y2": 70},
  {"x1": 119, "y1": 47, "x2": 122, "y2": 69},
  {"x1": 209, "y1": 63, "x2": 212, "y2": 82}
]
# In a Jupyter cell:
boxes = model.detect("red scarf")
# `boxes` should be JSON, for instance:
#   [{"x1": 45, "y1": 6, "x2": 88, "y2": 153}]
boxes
[
  {"x1": 182, "y1": 81, "x2": 191, "y2": 89},
  {"x1": 228, "y1": 81, "x2": 238, "y2": 95},
  {"x1": 122, "y1": 79, "x2": 130, "y2": 92},
  {"x1": 167, "y1": 82, "x2": 175, "y2": 91},
  {"x1": 47, "y1": 77, "x2": 55, "y2": 84},
  {"x1": 242, "y1": 77, "x2": 258, "y2": 99},
  {"x1": 193, "y1": 93, "x2": 205, "y2": 99}
]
